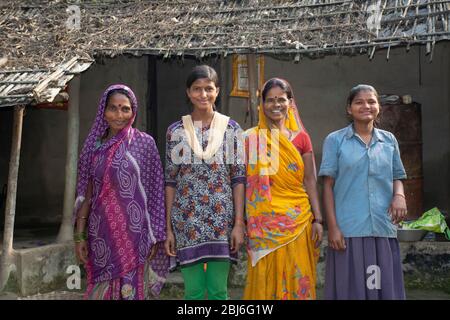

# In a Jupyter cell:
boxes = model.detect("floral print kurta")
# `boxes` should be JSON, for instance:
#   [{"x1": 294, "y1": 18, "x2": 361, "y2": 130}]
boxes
[{"x1": 165, "y1": 119, "x2": 246, "y2": 266}]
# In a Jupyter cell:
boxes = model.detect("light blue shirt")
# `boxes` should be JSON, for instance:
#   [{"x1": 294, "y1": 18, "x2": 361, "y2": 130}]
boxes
[{"x1": 318, "y1": 124, "x2": 407, "y2": 238}]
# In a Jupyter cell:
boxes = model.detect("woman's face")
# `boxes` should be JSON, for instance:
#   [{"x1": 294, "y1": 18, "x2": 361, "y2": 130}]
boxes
[
  {"x1": 186, "y1": 78, "x2": 219, "y2": 111},
  {"x1": 104, "y1": 93, "x2": 133, "y2": 134},
  {"x1": 347, "y1": 90, "x2": 380, "y2": 124},
  {"x1": 262, "y1": 86, "x2": 291, "y2": 124}
]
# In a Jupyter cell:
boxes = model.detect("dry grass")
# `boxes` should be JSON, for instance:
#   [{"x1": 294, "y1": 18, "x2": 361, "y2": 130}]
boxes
[{"x1": 0, "y1": 0, "x2": 448, "y2": 69}]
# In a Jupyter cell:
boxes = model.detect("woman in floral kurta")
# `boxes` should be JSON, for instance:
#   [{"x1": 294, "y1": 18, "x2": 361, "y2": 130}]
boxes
[
  {"x1": 165, "y1": 120, "x2": 245, "y2": 262},
  {"x1": 164, "y1": 65, "x2": 246, "y2": 300}
]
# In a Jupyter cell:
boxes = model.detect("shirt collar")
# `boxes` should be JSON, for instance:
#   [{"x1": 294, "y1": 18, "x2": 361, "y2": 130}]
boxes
[
  {"x1": 344, "y1": 124, "x2": 355, "y2": 139},
  {"x1": 373, "y1": 127, "x2": 384, "y2": 142},
  {"x1": 345, "y1": 123, "x2": 384, "y2": 142}
]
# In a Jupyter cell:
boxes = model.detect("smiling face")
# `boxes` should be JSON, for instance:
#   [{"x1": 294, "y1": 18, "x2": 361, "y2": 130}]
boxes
[
  {"x1": 186, "y1": 78, "x2": 219, "y2": 111},
  {"x1": 262, "y1": 86, "x2": 291, "y2": 124},
  {"x1": 104, "y1": 92, "x2": 133, "y2": 135},
  {"x1": 347, "y1": 90, "x2": 380, "y2": 124}
]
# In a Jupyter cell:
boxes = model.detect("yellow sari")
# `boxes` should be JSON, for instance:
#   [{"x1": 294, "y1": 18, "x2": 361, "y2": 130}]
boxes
[{"x1": 243, "y1": 99, "x2": 319, "y2": 300}]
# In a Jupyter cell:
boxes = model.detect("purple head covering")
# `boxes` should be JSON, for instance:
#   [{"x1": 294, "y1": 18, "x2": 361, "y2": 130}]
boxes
[{"x1": 74, "y1": 84, "x2": 138, "y2": 211}]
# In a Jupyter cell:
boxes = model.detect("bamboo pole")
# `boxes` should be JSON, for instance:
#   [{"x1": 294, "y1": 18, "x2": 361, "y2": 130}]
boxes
[
  {"x1": 0, "y1": 105, "x2": 25, "y2": 291},
  {"x1": 56, "y1": 76, "x2": 80, "y2": 243},
  {"x1": 0, "y1": 69, "x2": 47, "y2": 75},
  {"x1": 96, "y1": 31, "x2": 450, "y2": 57},
  {"x1": 155, "y1": 0, "x2": 353, "y2": 15},
  {"x1": 219, "y1": 55, "x2": 228, "y2": 115},
  {"x1": 247, "y1": 54, "x2": 258, "y2": 127}
]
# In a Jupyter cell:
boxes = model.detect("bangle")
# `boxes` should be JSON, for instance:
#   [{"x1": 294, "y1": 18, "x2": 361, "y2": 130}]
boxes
[
  {"x1": 74, "y1": 231, "x2": 87, "y2": 243},
  {"x1": 312, "y1": 217, "x2": 323, "y2": 225},
  {"x1": 394, "y1": 193, "x2": 406, "y2": 199},
  {"x1": 77, "y1": 216, "x2": 88, "y2": 220}
]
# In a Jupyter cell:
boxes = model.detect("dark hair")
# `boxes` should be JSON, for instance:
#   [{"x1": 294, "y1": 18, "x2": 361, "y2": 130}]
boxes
[
  {"x1": 346, "y1": 84, "x2": 381, "y2": 124},
  {"x1": 185, "y1": 65, "x2": 219, "y2": 111},
  {"x1": 105, "y1": 88, "x2": 132, "y2": 107},
  {"x1": 346, "y1": 84, "x2": 380, "y2": 106},
  {"x1": 261, "y1": 78, "x2": 293, "y2": 102},
  {"x1": 186, "y1": 65, "x2": 219, "y2": 89}
]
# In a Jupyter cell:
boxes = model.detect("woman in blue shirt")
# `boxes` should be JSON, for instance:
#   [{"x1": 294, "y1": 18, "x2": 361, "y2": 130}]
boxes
[{"x1": 319, "y1": 84, "x2": 407, "y2": 299}]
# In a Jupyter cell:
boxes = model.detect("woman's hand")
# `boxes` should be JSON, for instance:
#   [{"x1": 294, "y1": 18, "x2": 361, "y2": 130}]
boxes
[
  {"x1": 75, "y1": 241, "x2": 89, "y2": 265},
  {"x1": 164, "y1": 229, "x2": 177, "y2": 257},
  {"x1": 389, "y1": 194, "x2": 408, "y2": 225},
  {"x1": 328, "y1": 226, "x2": 346, "y2": 251},
  {"x1": 230, "y1": 223, "x2": 245, "y2": 254},
  {"x1": 311, "y1": 222, "x2": 323, "y2": 248}
]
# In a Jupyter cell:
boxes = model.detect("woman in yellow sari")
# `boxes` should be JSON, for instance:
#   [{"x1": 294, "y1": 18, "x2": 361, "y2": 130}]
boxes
[{"x1": 243, "y1": 78, "x2": 323, "y2": 300}]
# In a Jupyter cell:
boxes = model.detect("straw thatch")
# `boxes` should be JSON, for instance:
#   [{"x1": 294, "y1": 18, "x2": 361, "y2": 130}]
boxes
[
  {"x1": 0, "y1": 57, "x2": 92, "y2": 107},
  {"x1": 1, "y1": 0, "x2": 449, "y2": 70}
]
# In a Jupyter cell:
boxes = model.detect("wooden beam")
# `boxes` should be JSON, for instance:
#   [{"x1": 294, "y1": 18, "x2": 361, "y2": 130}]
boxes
[
  {"x1": 219, "y1": 55, "x2": 229, "y2": 115},
  {"x1": 0, "y1": 69, "x2": 47, "y2": 75},
  {"x1": 247, "y1": 54, "x2": 258, "y2": 127},
  {"x1": 0, "y1": 81, "x2": 39, "y2": 85},
  {"x1": 0, "y1": 105, "x2": 25, "y2": 291},
  {"x1": 56, "y1": 76, "x2": 80, "y2": 243}
]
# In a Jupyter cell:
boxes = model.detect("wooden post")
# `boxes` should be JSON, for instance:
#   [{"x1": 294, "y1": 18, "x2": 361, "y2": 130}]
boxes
[
  {"x1": 0, "y1": 105, "x2": 25, "y2": 291},
  {"x1": 147, "y1": 56, "x2": 158, "y2": 143},
  {"x1": 247, "y1": 54, "x2": 259, "y2": 127},
  {"x1": 219, "y1": 55, "x2": 229, "y2": 115},
  {"x1": 56, "y1": 76, "x2": 80, "y2": 242}
]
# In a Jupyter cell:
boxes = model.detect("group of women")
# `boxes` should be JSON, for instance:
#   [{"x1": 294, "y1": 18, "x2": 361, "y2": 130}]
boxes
[{"x1": 73, "y1": 64, "x2": 408, "y2": 300}]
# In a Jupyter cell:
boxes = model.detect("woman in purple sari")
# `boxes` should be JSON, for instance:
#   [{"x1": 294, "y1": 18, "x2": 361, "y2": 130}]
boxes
[{"x1": 73, "y1": 84, "x2": 169, "y2": 300}]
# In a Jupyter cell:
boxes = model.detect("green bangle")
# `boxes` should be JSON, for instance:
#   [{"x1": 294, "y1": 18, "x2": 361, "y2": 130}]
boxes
[{"x1": 73, "y1": 232, "x2": 87, "y2": 242}]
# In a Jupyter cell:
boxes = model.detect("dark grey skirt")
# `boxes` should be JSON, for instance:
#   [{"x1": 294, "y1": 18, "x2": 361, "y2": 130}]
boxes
[{"x1": 325, "y1": 237, "x2": 406, "y2": 300}]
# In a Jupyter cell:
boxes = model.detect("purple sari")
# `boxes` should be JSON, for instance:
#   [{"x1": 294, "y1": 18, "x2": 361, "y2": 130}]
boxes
[{"x1": 74, "y1": 84, "x2": 168, "y2": 299}]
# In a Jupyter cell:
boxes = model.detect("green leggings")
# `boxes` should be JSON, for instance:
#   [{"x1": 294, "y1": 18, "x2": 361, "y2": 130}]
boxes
[{"x1": 180, "y1": 261, "x2": 230, "y2": 300}]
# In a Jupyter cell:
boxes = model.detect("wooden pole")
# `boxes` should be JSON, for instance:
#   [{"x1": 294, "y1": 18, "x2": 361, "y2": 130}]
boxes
[
  {"x1": 247, "y1": 54, "x2": 259, "y2": 127},
  {"x1": 56, "y1": 76, "x2": 80, "y2": 242},
  {"x1": 0, "y1": 105, "x2": 25, "y2": 291},
  {"x1": 219, "y1": 55, "x2": 229, "y2": 115}
]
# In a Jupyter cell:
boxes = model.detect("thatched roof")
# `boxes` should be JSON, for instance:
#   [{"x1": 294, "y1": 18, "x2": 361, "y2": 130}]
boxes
[
  {"x1": 0, "y1": 57, "x2": 92, "y2": 108},
  {"x1": 1, "y1": 0, "x2": 449, "y2": 70}
]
